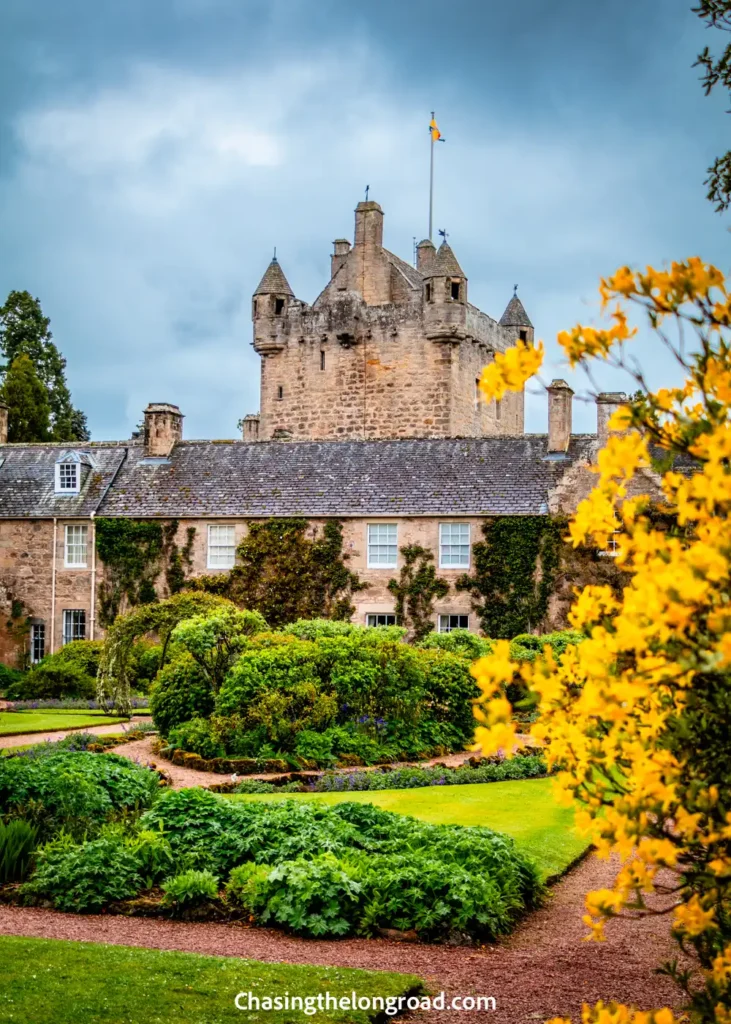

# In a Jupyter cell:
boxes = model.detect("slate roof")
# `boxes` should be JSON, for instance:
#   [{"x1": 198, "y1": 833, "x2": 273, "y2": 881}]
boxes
[
  {"x1": 425, "y1": 241, "x2": 465, "y2": 279},
  {"x1": 89, "y1": 435, "x2": 597, "y2": 519},
  {"x1": 499, "y1": 292, "x2": 533, "y2": 328},
  {"x1": 254, "y1": 257, "x2": 294, "y2": 296},
  {"x1": 0, "y1": 444, "x2": 129, "y2": 518},
  {"x1": 383, "y1": 248, "x2": 424, "y2": 291}
]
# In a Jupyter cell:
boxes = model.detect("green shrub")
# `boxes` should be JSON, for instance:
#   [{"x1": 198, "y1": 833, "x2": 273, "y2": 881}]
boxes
[
  {"x1": 228, "y1": 855, "x2": 363, "y2": 937},
  {"x1": 6, "y1": 661, "x2": 95, "y2": 701},
  {"x1": 0, "y1": 663, "x2": 23, "y2": 695},
  {"x1": 284, "y1": 619, "x2": 407, "y2": 643},
  {"x1": 21, "y1": 834, "x2": 142, "y2": 912},
  {"x1": 149, "y1": 654, "x2": 214, "y2": 736},
  {"x1": 129, "y1": 640, "x2": 162, "y2": 693},
  {"x1": 125, "y1": 829, "x2": 176, "y2": 888},
  {"x1": 0, "y1": 819, "x2": 38, "y2": 883},
  {"x1": 233, "y1": 779, "x2": 278, "y2": 794},
  {"x1": 161, "y1": 869, "x2": 219, "y2": 915},
  {"x1": 0, "y1": 751, "x2": 159, "y2": 837},
  {"x1": 167, "y1": 718, "x2": 225, "y2": 760},
  {"x1": 417, "y1": 629, "x2": 493, "y2": 659},
  {"x1": 51, "y1": 640, "x2": 104, "y2": 678}
]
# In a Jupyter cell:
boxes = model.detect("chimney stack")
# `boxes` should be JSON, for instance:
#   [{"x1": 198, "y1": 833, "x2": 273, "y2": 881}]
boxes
[
  {"x1": 354, "y1": 200, "x2": 384, "y2": 249},
  {"x1": 143, "y1": 403, "x2": 183, "y2": 458},
  {"x1": 331, "y1": 239, "x2": 351, "y2": 279},
  {"x1": 547, "y1": 380, "x2": 574, "y2": 453},
  {"x1": 0, "y1": 402, "x2": 8, "y2": 445},
  {"x1": 415, "y1": 238, "x2": 436, "y2": 273},
  {"x1": 242, "y1": 413, "x2": 260, "y2": 442},
  {"x1": 596, "y1": 392, "x2": 627, "y2": 447}
]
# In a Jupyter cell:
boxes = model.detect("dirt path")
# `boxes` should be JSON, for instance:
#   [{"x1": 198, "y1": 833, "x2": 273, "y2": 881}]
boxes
[
  {"x1": 0, "y1": 717, "x2": 152, "y2": 750},
  {"x1": 0, "y1": 855, "x2": 687, "y2": 1022}
]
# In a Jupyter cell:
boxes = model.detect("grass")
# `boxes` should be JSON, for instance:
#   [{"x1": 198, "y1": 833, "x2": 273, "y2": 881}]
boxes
[
  {"x1": 0, "y1": 936, "x2": 423, "y2": 1024},
  {"x1": 227, "y1": 777, "x2": 588, "y2": 880},
  {"x1": 0, "y1": 711, "x2": 127, "y2": 736}
]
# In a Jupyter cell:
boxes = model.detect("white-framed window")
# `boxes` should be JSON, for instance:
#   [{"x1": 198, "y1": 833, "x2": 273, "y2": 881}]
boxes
[
  {"x1": 62, "y1": 609, "x2": 86, "y2": 645},
  {"x1": 30, "y1": 622, "x2": 45, "y2": 664},
  {"x1": 599, "y1": 530, "x2": 621, "y2": 558},
  {"x1": 55, "y1": 461, "x2": 79, "y2": 493},
  {"x1": 438, "y1": 614, "x2": 470, "y2": 633},
  {"x1": 207, "y1": 524, "x2": 236, "y2": 569},
  {"x1": 64, "y1": 524, "x2": 88, "y2": 567},
  {"x1": 439, "y1": 522, "x2": 470, "y2": 568},
  {"x1": 367, "y1": 523, "x2": 398, "y2": 568},
  {"x1": 366, "y1": 613, "x2": 397, "y2": 627}
]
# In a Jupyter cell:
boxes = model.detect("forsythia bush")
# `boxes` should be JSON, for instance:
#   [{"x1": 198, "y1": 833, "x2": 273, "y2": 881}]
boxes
[{"x1": 474, "y1": 259, "x2": 731, "y2": 1024}]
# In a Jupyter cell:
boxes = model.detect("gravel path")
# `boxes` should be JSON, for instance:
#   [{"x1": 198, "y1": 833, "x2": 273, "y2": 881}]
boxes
[
  {"x1": 0, "y1": 855, "x2": 686, "y2": 1022},
  {"x1": 0, "y1": 717, "x2": 152, "y2": 750},
  {"x1": 109, "y1": 736, "x2": 534, "y2": 789}
]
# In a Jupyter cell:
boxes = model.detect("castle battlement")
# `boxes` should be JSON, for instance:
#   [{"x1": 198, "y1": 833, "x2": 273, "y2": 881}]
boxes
[{"x1": 247, "y1": 198, "x2": 534, "y2": 442}]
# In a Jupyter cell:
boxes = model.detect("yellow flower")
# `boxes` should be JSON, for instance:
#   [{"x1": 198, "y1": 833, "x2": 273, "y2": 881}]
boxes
[
  {"x1": 478, "y1": 340, "x2": 544, "y2": 400},
  {"x1": 673, "y1": 894, "x2": 716, "y2": 937}
]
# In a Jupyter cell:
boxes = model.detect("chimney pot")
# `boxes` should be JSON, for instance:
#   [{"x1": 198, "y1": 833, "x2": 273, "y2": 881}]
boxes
[
  {"x1": 242, "y1": 413, "x2": 260, "y2": 442},
  {"x1": 143, "y1": 402, "x2": 183, "y2": 458},
  {"x1": 331, "y1": 238, "x2": 351, "y2": 279},
  {"x1": 0, "y1": 402, "x2": 8, "y2": 445},
  {"x1": 596, "y1": 391, "x2": 628, "y2": 447},
  {"x1": 547, "y1": 380, "x2": 574, "y2": 453}
]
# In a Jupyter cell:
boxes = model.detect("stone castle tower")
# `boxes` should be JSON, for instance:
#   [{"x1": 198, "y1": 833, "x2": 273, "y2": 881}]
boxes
[{"x1": 243, "y1": 199, "x2": 534, "y2": 442}]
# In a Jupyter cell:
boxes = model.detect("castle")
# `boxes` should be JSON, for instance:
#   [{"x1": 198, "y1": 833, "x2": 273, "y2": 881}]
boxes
[
  {"x1": 0, "y1": 196, "x2": 634, "y2": 665},
  {"x1": 242, "y1": 200, "x2": 531, "y2": 443}
]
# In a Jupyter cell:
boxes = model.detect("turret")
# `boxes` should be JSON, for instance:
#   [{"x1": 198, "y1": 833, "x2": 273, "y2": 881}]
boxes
[
  {"x1": 252, "y1": 256, "x2": 294, "y2": 321},
  {"x1": 423, "y1": 240, "x2": 467, "y2": 305},
  {"x1": 499, "y1": 286, "x2": 534, "y2": 343}
]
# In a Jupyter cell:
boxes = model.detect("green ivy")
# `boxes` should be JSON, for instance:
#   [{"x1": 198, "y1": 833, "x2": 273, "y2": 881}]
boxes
[
  {"x1": 456, "y1": 516, "x2": 561, "y2": 639},
  {"x1": 95, "y1": 519, "x2": 196, "y2": 627},
  {"x1": 387, "y1": 545, "x2": 449, "y2": 641},
  {"x1": 189, "y1": 518, "x2": 366, "y2": 629}
]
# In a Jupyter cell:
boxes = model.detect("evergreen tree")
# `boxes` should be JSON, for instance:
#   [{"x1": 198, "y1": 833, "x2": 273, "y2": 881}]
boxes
[
  {"x1": 0, "y1": 354, "x2": 52, "y2": 442},
  {"x1": 0, "y1": 290, "x2": 89, "y2": 441}
]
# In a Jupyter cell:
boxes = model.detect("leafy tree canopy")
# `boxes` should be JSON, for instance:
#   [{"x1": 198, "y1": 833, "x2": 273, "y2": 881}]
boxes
[
  {"x1": 0, "y1": 290, "x2": 89, "y2": 441},
  {"x1": 0, "y1": 354, "x2": 52, "y2": 442},
  {"x1": 694, "y1": 0, "x2": 731, "y2": 210}
]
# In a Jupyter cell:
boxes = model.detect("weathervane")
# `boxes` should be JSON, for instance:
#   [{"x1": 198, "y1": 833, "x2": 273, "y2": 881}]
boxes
[
  {"x1": 438, "y1": 228, "x2": 448, "y2": 242},
  {"x1": 513, "y1": 283, "x2": 518, "y2": 296},
  {"x1": 365, "y1": 185, "x2": 370, "y2": 201}
]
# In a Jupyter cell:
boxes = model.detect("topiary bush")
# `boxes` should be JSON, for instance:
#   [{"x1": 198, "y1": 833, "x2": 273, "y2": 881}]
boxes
[{"x1": 149, "y1": 654, "x2": 215, "y2": 736}]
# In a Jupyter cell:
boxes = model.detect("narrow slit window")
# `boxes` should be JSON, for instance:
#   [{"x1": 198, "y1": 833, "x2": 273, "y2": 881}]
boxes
[
  {"x1": 496, "y1": 398, "x2": 502, "y2": 422},
  {"x1": 320, "y1": 350, "x2": 326, "y2": 371},
  {"x1": 425, "y1": 283, "x2": 432, "y2": 302},
  {"x1": 277, "y1": 385, "x2": 284, "y2": 400},
  {"x1": 253, "y1": 299, "x2": 258, "y2": 316},
  {"x1": 30, "y1": 622, "x2": 45, "y2": 664}
]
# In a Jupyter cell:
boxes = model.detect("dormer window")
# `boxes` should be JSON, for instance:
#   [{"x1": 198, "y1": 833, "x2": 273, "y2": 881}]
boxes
[
  {"x1": 54, "y1": 451, "x2": 93, "y2": 495},
  {"x1": 57, "y1": 462, "x2": 79, "y2": 492}
]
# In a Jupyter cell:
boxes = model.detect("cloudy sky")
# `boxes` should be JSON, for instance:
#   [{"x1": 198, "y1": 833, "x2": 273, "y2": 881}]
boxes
[{"x1": 1, "y1": 0, "x2": 728, "y2": 439}]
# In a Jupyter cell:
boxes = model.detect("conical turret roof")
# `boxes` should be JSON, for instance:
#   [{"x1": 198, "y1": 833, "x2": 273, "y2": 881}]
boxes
[
  {"x1": 499, "y1": 290, "x2": 533, "y2": 328},
  {"x1": 254, "y1": 257, "x2": 294, "y2": 297},
  {"x1": 425, "y1": 240, "x2": 465, "y2": 278}
]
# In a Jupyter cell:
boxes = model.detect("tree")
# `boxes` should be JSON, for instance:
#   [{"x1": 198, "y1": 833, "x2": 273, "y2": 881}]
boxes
[
  {"x1": 473, "y1": 259, "x2": 731, "y2": 1023},
  {"x1": 0, "y1": 290, "x2": 89, "y2": 441},
  {"x1": 694, "y1": 1, "x2": 731, "y2": 211},
  {"x1": 0, "y1": 354, "x2": 51, "y2": 442}
]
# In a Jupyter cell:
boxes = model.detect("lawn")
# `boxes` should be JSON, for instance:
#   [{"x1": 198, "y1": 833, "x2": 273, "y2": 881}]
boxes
[
  {"x1": 0, "y1": 936, "x2": 423, "y2": 1024},
  {"x1": 0, "y1": 711, "x2": 128, "y2": 736},
  {"x1": 228, "y1": 777, "x2": 588, "y2": 880}
]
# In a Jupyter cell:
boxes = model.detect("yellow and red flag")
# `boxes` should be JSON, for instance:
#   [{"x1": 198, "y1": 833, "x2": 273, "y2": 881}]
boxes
[{"x1": 429, "y1": 116, "x2": 444, "y2": 142}]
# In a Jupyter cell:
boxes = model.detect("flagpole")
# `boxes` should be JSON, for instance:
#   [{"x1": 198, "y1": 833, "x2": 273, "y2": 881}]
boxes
[{"x1": 428, "y1": 110, "x2": 435, "y2": 242}]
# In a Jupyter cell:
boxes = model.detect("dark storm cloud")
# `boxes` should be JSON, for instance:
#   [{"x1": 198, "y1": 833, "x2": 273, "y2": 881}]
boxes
[{"x1": 0, "y1": 0, "x2": 728, "y2": 439}]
